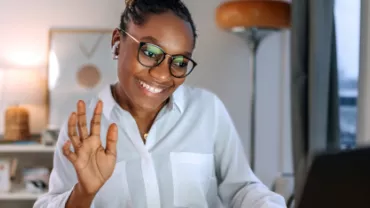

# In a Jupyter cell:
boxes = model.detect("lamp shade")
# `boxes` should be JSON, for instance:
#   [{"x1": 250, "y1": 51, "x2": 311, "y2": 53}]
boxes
[
  {"x1": 4, "y1": 106, "x2": 31, "y2": 140},
  {"x1": 215, "y1": 0, "x2": 291, "y2": 30}
]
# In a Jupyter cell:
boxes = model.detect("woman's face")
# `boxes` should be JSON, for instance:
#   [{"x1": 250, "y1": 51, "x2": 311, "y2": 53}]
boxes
[{"x1": 112, "y1": 11, "x2": 195, "y2": 111}]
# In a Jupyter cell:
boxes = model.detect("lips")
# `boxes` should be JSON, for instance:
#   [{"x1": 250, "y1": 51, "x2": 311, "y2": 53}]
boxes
[{"x1": 138, "y1": 79, "x2": 168, "y2": 94}]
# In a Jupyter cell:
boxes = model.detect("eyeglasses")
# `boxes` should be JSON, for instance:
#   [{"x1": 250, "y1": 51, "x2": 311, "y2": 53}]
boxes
[{"x1": 118, "y1": 28, "x2": 197, "y2": 78}]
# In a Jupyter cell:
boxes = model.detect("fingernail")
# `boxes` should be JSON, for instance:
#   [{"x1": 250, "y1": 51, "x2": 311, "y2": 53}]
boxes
[{"x1": 78, "y1": 100, "x2": 84, "y2": 106}]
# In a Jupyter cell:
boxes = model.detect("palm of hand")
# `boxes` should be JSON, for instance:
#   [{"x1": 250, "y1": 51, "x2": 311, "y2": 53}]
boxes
[{"x1": 63, "y1": 100, "x2": 118, "y2": 195}]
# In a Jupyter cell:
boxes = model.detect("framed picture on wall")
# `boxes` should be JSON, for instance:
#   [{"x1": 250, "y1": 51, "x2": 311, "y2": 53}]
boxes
[{"x1": 47, "y1": 28, "x2": 118, "y2": 129}]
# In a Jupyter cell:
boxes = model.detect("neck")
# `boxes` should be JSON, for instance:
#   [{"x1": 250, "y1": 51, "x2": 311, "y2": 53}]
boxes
[{"x1": 112, "y1": 84, "x2": 165, "y2": 121}]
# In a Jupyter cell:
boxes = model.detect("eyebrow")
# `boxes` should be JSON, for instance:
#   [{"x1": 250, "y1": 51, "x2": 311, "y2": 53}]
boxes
[
  {"x1": 140, "y1": 35, "x2": 192, "y2": 57},
  {"x1": 141, "y1": 35, "x2": 159, "y2": 44}
]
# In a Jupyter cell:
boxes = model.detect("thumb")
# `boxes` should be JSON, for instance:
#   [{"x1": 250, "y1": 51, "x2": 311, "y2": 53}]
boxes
[{"x1": 105, "y1": 123, "x2": 118, "y2": 157}]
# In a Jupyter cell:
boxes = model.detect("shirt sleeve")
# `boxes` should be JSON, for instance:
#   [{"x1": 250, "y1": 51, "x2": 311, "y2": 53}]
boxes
[
  {"x1": 213, "y1": 95, "x2": 287, "y2": 208},
  {"x1": 33, "y1": 121, "x2": 78, "y2": 208}
]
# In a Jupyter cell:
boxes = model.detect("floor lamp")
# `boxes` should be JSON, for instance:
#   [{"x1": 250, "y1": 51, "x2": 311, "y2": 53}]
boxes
[{"x1": 215, "y1": 0, "x2": 291, "y2": 170}]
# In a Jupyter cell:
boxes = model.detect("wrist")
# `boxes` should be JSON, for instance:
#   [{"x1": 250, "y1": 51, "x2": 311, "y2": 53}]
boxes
[
  {"x1": 75, "y1": 183, "x2": 97, "y2": 198},
  {"x1": 66, "y1": 183, "x2": 96, "y2": 208}
]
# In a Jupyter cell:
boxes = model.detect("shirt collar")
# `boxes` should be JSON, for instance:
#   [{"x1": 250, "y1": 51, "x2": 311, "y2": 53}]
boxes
[
  {"x1": 168, "y1": 85, "x2": 185, "y2": 113},
  {"x1": 98, "y1": 84, "x2": 185, "y2": 119}
]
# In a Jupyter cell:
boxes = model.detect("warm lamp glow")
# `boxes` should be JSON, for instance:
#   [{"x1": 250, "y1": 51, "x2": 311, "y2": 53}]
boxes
[
  {"x1": 6, "y1": 50, "x2": 43, "y2": 67},
  {"x1": 2, "y1": 69, "x2": 45, "y2": 105}
]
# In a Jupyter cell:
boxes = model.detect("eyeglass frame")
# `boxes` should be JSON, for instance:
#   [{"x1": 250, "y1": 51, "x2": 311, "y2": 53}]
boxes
[{"x1": 117, "y1": 28, "x2": 197, "y2": 78}]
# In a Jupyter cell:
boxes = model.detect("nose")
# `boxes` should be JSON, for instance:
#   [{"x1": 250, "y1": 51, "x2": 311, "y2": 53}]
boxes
[{"x1": 149, "y1": 55, "x2": 172, "y2": 81}]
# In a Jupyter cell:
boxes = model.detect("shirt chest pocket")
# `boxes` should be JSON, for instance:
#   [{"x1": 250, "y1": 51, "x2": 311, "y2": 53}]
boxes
[
  {"x1": 94, "y1": 161, "x2": 132, "y2": 208},
  {"x1": 170, "y1": 152, "x2": 215, "y2": 208}
]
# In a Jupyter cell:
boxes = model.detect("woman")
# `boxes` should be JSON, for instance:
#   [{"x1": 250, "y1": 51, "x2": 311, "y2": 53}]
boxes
[{"x1": 34, "y1": 0, "x2": 286, "y2": 207}]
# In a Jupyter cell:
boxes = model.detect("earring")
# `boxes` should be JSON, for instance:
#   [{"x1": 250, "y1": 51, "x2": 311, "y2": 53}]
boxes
[{"x1": 112, "y1": 41, "x2": 120, "y2": 60}]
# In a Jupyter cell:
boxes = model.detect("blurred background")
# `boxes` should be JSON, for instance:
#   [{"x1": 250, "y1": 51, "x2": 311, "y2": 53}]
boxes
[{"x1": 0, "y1": 0, "x2": 365, "y2": 207}]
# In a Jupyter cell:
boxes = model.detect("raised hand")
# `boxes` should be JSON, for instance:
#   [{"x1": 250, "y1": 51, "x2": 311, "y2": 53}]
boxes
[{"x1": 62, "y1": 100, "x2": 118, "y2": 195}]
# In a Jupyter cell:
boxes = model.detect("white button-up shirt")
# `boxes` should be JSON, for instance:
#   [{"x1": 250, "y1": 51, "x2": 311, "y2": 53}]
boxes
[{"x1": 34, "y1": 84, "x2": 286, "y2": 208}]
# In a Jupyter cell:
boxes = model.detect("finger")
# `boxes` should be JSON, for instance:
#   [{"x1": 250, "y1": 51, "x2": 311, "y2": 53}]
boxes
[
  {"x1": 67, "y1": 112, "x2": 82, "y2": 149},
  {"x1": 77, "y1": 100, "x2": 89, "y2": 140},
  {"x1": 90, "y1": 100, "x2": 103, "y2": 137},
  {"x1": 62, "y1": 140, "x2": 78, "y2": 163},
  {"x1": 105, "y1": 123, "x2": 118, "y2": 157}
]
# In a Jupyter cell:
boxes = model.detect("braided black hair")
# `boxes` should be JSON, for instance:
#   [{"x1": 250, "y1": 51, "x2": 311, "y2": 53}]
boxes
[{"x1": 120, "y1": 0, "x2": 197, "y2": 47}]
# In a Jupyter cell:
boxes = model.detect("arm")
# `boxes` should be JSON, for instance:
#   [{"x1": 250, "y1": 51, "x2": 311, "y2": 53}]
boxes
[
  {"x1": 33, "y1": 122, "x2": 94, "y2": 208},
  {"x1": 213, "y1": 96, "x2": 286, "y2": 208}
]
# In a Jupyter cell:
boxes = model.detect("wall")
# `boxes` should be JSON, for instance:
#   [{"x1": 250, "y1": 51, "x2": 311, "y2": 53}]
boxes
[{"x1": 0, "y1": 0, "x2": 292, "y2": 188}]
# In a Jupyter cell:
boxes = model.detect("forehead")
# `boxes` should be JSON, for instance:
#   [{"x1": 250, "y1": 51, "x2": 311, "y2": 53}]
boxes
[{"x1": 127, "y1": 11, "x2": 194, "y2": 54}]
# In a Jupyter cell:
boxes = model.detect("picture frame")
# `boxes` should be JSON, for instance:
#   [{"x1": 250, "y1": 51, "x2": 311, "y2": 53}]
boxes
[{"x1": 46, "y1": 28, "x2": 118, "y2": 129}]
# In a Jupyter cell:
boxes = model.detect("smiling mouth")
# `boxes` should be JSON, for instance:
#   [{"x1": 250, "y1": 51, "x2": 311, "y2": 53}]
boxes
[{"x1": 138, "y1": 79, "x2": 168, "y2": 94}]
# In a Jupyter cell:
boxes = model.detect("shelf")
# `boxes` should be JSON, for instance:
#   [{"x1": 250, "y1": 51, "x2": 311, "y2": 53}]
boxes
[
  {"x1": 0, "y1": 144, "x2": 55, "y2": 153},
  {"x1": 0, "y1": 190, "x2": 45, "y2": 200}
]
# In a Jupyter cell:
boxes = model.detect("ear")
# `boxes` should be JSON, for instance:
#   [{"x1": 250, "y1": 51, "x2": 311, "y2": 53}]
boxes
[
  {"x1": 111, "y1": 28, "x2": 121, "y2": 48},
  {"x1": 111, "y1": 41, "x2": 120, "y2": 54},
  {"x1": 112, "y1": 41, "x2": 120, "y2": 60}
]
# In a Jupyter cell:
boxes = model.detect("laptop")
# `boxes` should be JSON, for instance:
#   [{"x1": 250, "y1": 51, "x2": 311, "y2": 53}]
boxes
[{"x1": 297, "y1": 147, "x2": 370, "y2": 208}]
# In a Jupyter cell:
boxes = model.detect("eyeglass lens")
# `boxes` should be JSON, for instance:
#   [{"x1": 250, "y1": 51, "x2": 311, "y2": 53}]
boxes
[{"x1": 138, "y1": 43, "x2": 194, "y2": 78}]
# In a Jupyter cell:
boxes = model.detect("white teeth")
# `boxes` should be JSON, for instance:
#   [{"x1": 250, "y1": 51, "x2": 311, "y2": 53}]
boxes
[{"x1": 139, "y1": 80, "x2": 164, "y2": 94}]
